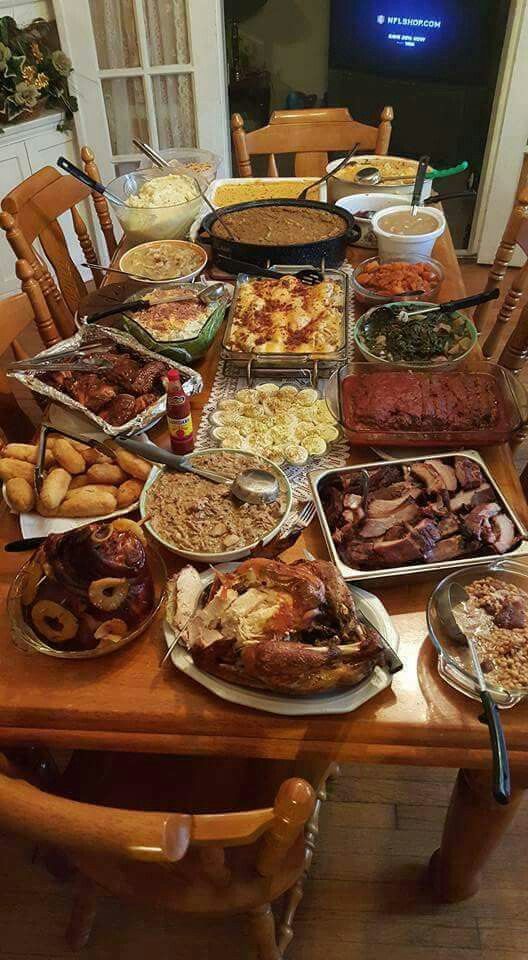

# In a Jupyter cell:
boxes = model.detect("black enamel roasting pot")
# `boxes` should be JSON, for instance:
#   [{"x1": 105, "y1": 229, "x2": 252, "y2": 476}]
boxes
[{"x1": 198, "y1": 198, "x2": 361, "y2": 270}]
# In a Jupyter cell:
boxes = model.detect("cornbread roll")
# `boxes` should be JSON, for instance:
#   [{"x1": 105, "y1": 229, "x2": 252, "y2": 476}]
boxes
[
  {"x1": 3, "y1": 443, "x2": 38, "y2": 463},
  {"x1": 40, "y1": 467, "x2": 71, "y2": 510},
  {"x1": 111, "y1": 446, "x2": 151, "y2": 481},
  {"x1": 80, "y1": 447, "x2": 112, "y2": 466},
  {"x1": 0, "y1": 458, "x2": 35, "y2": 482},
  {"x1": 116, "y1": 479, "x2": 143, "y2": 508},
  {"x1": 68, "y1": 475, "x2": 90, "y2": 490},
  {"x1": 64, "y1": 484, "x2": 117, "y2": 499},
  {"x1": 57, "y1": 490, "x2": 117, "y2": 517},
  {"x1": 53, "y1": 438, "x2": 86, "y2": 475},
  {"x1": 86, "y1": 463, "x2": 126, "y2": 485},
  {"x1": 5, "y1": 477, "x2": 35, "y2": 513},
  {"x1": 36, "y1": 497, "x2": 54, "y2": 517}
]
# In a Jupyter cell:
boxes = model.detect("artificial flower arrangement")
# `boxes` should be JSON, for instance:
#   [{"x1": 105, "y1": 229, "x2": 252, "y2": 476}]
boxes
[{"x1": 0, "y1": 16, "x2": 78, "y2": 132}]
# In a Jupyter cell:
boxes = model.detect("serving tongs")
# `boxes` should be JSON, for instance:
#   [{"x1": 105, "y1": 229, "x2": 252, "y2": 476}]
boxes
[
  {"x1": 34, "y1": 422, "x2": 111, "y2": 495},
  {"x1": 447, "y1": 582, "x2": 511, "y2": 805}
]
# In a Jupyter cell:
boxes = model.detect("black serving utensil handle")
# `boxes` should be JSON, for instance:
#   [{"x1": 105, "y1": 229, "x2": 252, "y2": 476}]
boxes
[
  {"x1": 57, "y1": 155, "x2": 106, "y2": 196},
  {"x1": 478, "y1": 689, "x2": 511, "y2": 805},
  {"x1": 438, "y1": 288, "x2": 500, "y2": 313},
  {"x1": 424, "y1": 191, "x2": 477, "y2": 205},
  {"x1": 215, "y1": 256, "x2": 286, "y2": 279},
  {"x1": 84, "y1": 299, "x2": 148, "y2": 323},
  {"x1": 5, "y1": 536, "x2": 45, "y2": 553},
  {"x1": 411, "y1": 155, "x2": 429, "y2": 214}
]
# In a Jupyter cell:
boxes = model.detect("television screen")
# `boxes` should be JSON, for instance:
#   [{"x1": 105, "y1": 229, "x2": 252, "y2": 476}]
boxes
[{"x1": 329, "y1": 0, "x2": 500, "y2": 84}]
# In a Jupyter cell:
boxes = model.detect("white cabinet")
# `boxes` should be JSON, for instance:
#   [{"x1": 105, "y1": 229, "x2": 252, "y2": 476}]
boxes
[{"x1": 0, "y1": 111, "x2": 79, "y2": 297}]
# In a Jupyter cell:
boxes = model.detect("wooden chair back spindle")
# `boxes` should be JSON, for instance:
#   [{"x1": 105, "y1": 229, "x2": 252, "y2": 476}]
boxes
[
  {"x1": 81, "y1": 145, "x2": 117, "y2": 259},
  {"x1": 256, "y1": 778, "x2": 315, "y2": 877},
  {"x1": 476, "y1": 178, "x2": 528, "y2": 353},
  {"x1": 0, "y1": 260, "x2": 62, "y2": 438},
  {"x1": 0, "y1": 210, "x2": 75, "y2": 340},
  {"x1": 1, "y1": 152, "x2": 116, "y2": 326},
  {"x1": 232, "y1": 106, "x2": 394, "y2": 179}
]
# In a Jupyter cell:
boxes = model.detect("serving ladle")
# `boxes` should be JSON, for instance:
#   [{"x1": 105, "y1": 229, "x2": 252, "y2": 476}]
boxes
[
  {"x1": 296, "y1": 143, "x2": 359, "y2": 200},
  {"x1": 114, "y1": 436, "x2": 280, "y2": 505},
  {"x1": 132, "y1": 137, "x2": 238, "y2": 241}
]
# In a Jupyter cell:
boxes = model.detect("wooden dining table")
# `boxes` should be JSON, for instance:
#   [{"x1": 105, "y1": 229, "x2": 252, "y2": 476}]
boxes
[{"x1": 1, "y1": 223, "x2": 528, "y2": 906}]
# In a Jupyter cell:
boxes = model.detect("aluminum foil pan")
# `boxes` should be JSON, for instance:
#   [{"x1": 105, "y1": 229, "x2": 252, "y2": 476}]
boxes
[{"x1": 8, "y1": 325, "x2": 203, "y2": 437}]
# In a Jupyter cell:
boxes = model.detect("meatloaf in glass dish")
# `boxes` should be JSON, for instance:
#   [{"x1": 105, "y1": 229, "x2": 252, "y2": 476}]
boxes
[{"x1": 325, "y1": 361, "x2": 528, "y2": 447}]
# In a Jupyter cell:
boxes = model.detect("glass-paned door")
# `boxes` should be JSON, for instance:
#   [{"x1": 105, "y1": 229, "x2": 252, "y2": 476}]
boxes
[{"x1": 54, "y1": 0, "x2": 230, "y2": 180}]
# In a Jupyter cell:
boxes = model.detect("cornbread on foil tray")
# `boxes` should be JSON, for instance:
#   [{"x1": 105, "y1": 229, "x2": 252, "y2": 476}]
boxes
[{"x1": 227, "y1": 275, "x2": 344, "y2": 354}]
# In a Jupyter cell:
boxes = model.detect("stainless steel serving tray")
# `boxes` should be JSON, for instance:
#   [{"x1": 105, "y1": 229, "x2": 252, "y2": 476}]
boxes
[
  {"x1": 309, "y1": 450, "x2": 528, "y2": 583},
  {"x1": 8, "y1": 325, "x2": 203, "y2": 437},
  {"x1": 220, "y1": 266, "x2": 349, "y2": 383}
]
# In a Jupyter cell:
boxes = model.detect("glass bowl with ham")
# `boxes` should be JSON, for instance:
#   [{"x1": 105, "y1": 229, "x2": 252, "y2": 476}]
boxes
[{"x1": 351, "y1": 255, "x2": 443, "y2": 305}]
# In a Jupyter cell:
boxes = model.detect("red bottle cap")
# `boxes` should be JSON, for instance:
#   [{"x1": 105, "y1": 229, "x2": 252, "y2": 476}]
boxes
[{"x1": 167, "y1": 370, "x2": 181, "y2": 382}]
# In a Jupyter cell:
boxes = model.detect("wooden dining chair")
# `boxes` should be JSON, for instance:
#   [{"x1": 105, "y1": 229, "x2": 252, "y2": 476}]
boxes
[
  {"x1": 232, "y1": 106, "x2": 394, "y2": 179},
  {"x1": 0, "y1": 259, "x2": 62, "y2": 439},
  {"x1": 0, "y1": 146, "x2": 117, "y2": 339},
  {"x1": 473, "y1": 173, "x2": 528, "y2": 356},
  {"x1": 0, "y1": 752, "x2": 332, "y2": 958}
]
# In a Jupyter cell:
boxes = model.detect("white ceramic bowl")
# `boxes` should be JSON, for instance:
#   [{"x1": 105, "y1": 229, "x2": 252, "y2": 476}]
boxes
[
  {"x1": 139, "y1": 448, "x2": 292, "y2": 563},
  {"x1": 372, "y1": 205, "x2": 446, "y2": 259},
  {"x1": 119, "y1": 240, "x2": 207, "y2": 285},
  {"x1": 335, "y1": 193, "x2": 408, "y2": 248},
  {"x1": 326, "y1": 155, "x2": 434, "y2": 203}
]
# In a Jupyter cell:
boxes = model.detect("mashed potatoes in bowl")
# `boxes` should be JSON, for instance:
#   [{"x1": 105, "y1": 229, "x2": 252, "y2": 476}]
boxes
[{"x1": 109, "y1": 170, "x2": 202, "y2": 243}]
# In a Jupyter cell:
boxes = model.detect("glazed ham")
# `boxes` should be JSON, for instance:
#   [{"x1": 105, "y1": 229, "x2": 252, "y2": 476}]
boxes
[{"x1": 342, "y1": 371, "x2": 500, "y2": 433}]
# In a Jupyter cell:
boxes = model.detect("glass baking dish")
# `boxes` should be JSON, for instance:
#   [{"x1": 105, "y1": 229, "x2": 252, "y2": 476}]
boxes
[
  {"x1": 121, "y1": 282, "x2": 231, "y2": 363},
  {"x1": 326, "y1": 360, "x2": 528, "y2": 448},
  {"x1": 221, "y1": 267, "x2": 349, "y2": 376}
]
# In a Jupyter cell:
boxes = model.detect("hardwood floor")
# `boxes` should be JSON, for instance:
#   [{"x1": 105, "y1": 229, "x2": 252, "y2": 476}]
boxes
[
  {"x1": 1, "y1": 761, "x2": 527, "y2": 959},
  {"x1": 1, "y1": 260, "x2": 528, "y2": 958}
]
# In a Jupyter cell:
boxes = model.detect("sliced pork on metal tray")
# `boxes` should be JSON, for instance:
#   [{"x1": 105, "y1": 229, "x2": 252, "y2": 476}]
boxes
[{"x1": 312, "y1": 454, "x2": 525, "y2": 578}]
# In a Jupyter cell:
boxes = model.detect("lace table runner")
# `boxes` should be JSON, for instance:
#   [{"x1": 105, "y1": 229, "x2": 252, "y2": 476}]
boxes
[{"x1": 195, "y1": 265, "x2": 356, "y2": 505}]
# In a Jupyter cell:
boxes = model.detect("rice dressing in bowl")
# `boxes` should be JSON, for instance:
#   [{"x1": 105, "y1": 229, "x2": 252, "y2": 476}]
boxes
[{"x1": 377, "y1": 210, "x2": 439, "y2": 236}]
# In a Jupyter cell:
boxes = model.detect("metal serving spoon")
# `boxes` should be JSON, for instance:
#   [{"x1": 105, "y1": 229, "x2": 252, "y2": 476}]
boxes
[
  {"x1": 132, "y1": 138, "x2": 238, "y2": 241},
  {"x1": 297, "y1": 143, "x2": 359, "y2": 200},
  {"x1": 354, "y1": 160, "x2": 469, "y2": 186},
  {"x1": 448, "y1": 582, "x2": 510, "y2": 805},
  {"x1": 114, "y1": 436, "x2": 280, "y2": 505}
]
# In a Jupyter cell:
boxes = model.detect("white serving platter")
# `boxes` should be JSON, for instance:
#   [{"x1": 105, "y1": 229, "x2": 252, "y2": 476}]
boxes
[{"x1": 164, "y1": 564, "x2": 400, "y2": 716}]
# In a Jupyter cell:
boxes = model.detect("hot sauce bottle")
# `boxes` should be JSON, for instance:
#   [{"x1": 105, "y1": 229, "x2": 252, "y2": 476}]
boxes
[{"x1": 165, "y1": 370, "x2": 194, "y2": 455}]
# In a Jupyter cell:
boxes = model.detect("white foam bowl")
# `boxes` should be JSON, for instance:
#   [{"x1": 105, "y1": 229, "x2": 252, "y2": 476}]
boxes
[
  {"x1": 372, "y1": 204, "x2": 446, "y2": 259},
  {"x1": 335, "y1": 193, "x2": 408, "y2": 249}
]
